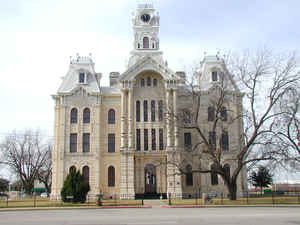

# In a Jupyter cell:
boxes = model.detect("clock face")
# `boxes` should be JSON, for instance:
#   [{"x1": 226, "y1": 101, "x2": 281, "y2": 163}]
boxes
[{"x1": 141, "y1": 14, "x2": 151, "y2": 23}]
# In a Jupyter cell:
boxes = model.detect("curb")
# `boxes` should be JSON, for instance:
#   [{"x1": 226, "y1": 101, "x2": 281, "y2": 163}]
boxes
[
  {"x1": 99, "y1": 205, "x2": 152, "y2": 209},
  {"x1": 162, "y1": 204, "x2": 300, "y2": 208}
]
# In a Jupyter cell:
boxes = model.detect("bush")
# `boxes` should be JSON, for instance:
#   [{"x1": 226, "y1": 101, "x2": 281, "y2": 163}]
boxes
[{"x1": 61, "y1": 169, "x2": 90, "y2": 203}]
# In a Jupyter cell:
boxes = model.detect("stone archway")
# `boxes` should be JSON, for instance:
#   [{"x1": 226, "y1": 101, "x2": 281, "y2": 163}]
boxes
[{"x1": 144, "y1": 164, "x2": 156, "y2": 194}]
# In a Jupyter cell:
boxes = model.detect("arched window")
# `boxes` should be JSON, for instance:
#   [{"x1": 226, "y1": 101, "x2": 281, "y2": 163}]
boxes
[
  {"x1": 136, "y1": 101, "x2": 140, "y2": 122},
  {"x1": 211, "y1": 164, "x2": 218, "y2": 185},
  {"x1": 108, "y1": 109, "x2": 115, "y2": 124},
  {"x1": 212, "y1": 71, "x2": 218, "y2": 81},
  {"x1": 158, "y1": 100, "x2": 163, "y2": 121},
  {"x1": 143, "y1": 37, "x2": 149, "y2": 49},
  {"x1": 151, "y1": 100, "x2": 155, "y2": 121},
  {"x1": 108, "y1": 166, "x2": 115, "y2": 187},
  {"x1": 141, "y1": 78, "x2": 145, "y2": 87},
  {"x1": 186, "y1": 165, "x2": 193, "y2": 186},
  {"x1": 220, "y1": 106, "x2": 227, "y2": 121},
  {"x1": 147, "y1": 77, "x2": 151, "y2": 87},
  {"x1": 82, "y1": 166, "x2": 89, "y2": 184},
  {"x1": 221, "y1": 131, "x2": 229, "y2": 152},
  {"x1": 144, "y1": 100, "x2": 148, "y2": 122},
  {"x1": 71, "y1": 108, "x2": 78, "y2": 123},
  {"x1": 153, "y1": 79, "x2": 157, "y2": 87},
  {"x1": 83, "y1": 108, "x2": 90, "y2": 123},
  {"x1": 223, "y1": 164, "x2": 230, "y2": 180},
  {"x1": 208, "y1": 106, "x2": 215, "y2": 121},
  {"x1": 69, "y1": 166, "x2": 76, "y2": 174}
]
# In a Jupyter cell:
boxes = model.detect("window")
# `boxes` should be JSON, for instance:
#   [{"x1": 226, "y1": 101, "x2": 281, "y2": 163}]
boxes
[
  {"x1": 71, "y1": 108, "x2": 78, "y2": 124},
  {"x1": 152, "y1": 43, "x2": 155, "y2": 48},
  {"x1": 108, "y1": 166, "x2": 115, "y2": 187},
  {"x1": 151, "y1": 100, "x2": 155, "y2": 122},
  {"x1": 136, "y1": 101, "x2": 140, "y2": 122},
  {"x1": 69, "y1": 166, "x2": 76, "y2": 173},
  {"x1": 136, "y1": 129, "x2": 141, "y2": 151},
  {"x1": 143, "y1": 37, "x2": 149, "y2": 49},
  {"x1": 147, "y1": 77, "x2": 151, "y2": 87},
  {"x1": 220, "y1": 106, "x2": 227, "y2": 121},
  {"x1": 144, "y1": 100, "x2": 148, "y2": 122},
  {"x1": 79, "y1": 72, "x2": 85, "y2": 83},
  {"x1": 144, "y1": 129, "x2": 148, "y2": 151},
  {"x1": 186, "y1": 165, "x2": 193, "y2": 186},
  {"x1": 70, "y1": 133, "x2": 77, "y2": 153},
  {"x1": 82, "y1": 166, "x2": 89, "y2": 184},
  {"x1": 158, "y1": 100, "x2": 163, "y2": 121},
  {"x1": 138, "y1": 43, "x2": 140, "y2": 49},
  {"x1": 153, "y1": 79, "x2": 157, "y2": 87},
  {"x1": 108, "y1": 134, "x2": 115, "y2": 153},
  {"x1": 208, "y1": 107, "x2": 215, "y2": 121},
  {"x1": 108, "y1": 109, "x2": 115, "y2": 124},
  {"x1": 182, "y1": 109, "x2": 192, "y2": 124},
  {"x1": 83, "y1": 133, "x2": 90, "y2": 152},
  {"x1": 221, "y1": 132, "x2": 229, "y2": 152},
  {"x1": 184, "y1": 133, "x2": 192, "y2": 150},
  {"x1": 159, "y1": 128, "x2": 164, "y2": 150},
  {"x1": 152, "y1": 129, "x2": 156, "y2": 151},
  {"x1": 212, "y1": 71, "x2": 218, "y2": 81},
  {"x1": 141, "y1": 78, "x2": 145, "y2": 87},
  {"x1": 223, "y1": 164, "x2": 230, "y2": 179},
  {"x1": 209, "y1": 131, "x2": 216, "y2": 146},
  {"x1": 211, "y1": 164, "x2": 218, "y2": 185},
  {"x1": 83, "y1": 108, "x2": 90, "y2": 123}
]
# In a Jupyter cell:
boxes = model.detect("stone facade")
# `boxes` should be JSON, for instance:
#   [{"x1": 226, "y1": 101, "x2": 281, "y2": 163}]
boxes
[{"x1": 51, "y1": 4, "x2": 247, "y2": 200}]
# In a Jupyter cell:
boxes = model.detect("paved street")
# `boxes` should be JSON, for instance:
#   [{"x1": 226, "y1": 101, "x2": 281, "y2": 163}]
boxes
[{"x1": 0, "y1": 207, "x2": 299, "y2": 225}]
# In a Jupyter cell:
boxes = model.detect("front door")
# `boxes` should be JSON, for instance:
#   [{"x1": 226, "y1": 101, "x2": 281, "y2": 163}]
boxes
[{"x1": 144, "y1": 164, "x2": 156, "y2": 194}]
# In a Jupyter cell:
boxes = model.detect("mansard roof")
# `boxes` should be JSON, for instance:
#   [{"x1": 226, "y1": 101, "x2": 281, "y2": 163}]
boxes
[
  {"x1": 120, "y1": 56, "x2": 181, "y2": 81},
  {"x1": 57, "y1": 64, "x2": 101, "y2": 95}
]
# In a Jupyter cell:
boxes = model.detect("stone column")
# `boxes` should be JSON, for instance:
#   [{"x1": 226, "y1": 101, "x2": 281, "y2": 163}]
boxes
[
  {"x1": 128, "y1": 88, "x2": 134, "y2": 150},
  {"x1": 93, "y1": 103, "x2": 101, "y2": 198},
  {"x1": 120, "y1": 89, "x2": 127, "y2": 150},
  {"x1": 173, "y1": 89, "x2": 179, "y2": 149},
  {"x1": 166, "y1": 89, "x2": 172, "y2": 148}
]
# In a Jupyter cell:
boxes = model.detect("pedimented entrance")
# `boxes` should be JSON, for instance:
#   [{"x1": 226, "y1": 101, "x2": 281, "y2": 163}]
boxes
[{"x1": 144, "y1": 164, "x2": 156, "y2": 194}]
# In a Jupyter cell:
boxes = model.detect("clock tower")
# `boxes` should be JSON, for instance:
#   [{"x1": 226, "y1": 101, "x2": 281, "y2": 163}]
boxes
[{"x1": 128, "y1": 3, "x2": 164, "y2": 67}]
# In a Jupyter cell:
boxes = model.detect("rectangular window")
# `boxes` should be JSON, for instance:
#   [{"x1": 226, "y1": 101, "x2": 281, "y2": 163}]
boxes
[
  {"x1": 152, "y1": 129, "x2": 156, "y2": 151},
  {"x1": 70, "y1": 133, "x2": 77, "y2": 153},
  {"x1": 209, "y1": 131, "x2": 216, "y2": 146},
  {"x1": 82, "y1": 133, "x2": 90, "y2": 152},
  {"x1": 136, "y1": 101, "x2": 140, "y2": 122},
  {"x1": 151, "y1": 100, "x2": 155, "y2": 122},
  {"x1": 221, "y1": 132, "x2": 229, "y2": 152},
  {"x1": 108, "y1": 134, "x2": 115, "y2": 153},
  {"x1": 159, "y1": 128, "x2": 164, "y2": 150},
  {"x1": 212, "y1": 71, "x2": 218, "y2": 81},
  {"x1": 158, "y1": 100, "x2": 163, "y2": 121},
  {"x1": 136, "y1": 129, "x2": 141, "y2": 151},
  {"x1": 144, "y1": 100, "x2": 148, "y2": 122},
  {"x1": 79, "y1": 73, "x2": 85, "y2": 83},
  {"x1": 144, "y1": 129, "x2": 148, "y2": 151},
  {"x1": 184, "y1": 132, "x2": 192, "y2": 150}
]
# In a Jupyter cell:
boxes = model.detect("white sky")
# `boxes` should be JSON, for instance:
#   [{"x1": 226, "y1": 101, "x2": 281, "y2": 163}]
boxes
[{"x1": 0, "y1": 0, "x2": 300, "y2": 180}]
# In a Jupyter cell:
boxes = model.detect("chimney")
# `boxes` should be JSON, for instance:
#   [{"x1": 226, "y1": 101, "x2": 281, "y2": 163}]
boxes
[
  {"x1": 176, "y1": 71, "x2": 186, "y2": 84},
  {"x1": 109, "y1": 72, "x2": 120, "y2": 87}
]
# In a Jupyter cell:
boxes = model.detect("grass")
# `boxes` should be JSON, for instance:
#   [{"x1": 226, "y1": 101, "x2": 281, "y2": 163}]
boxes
[
  {"x1": 0, "y1": 198, "x2": 143, "y2": 208},
  {"x1": 163, "y1": 196, "x2": 300, "y2": 206}
]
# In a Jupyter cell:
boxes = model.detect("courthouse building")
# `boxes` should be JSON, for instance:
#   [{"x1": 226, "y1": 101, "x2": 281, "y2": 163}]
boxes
[{"x1": 51, "y1": 4, "x2": 247, "y2": 200}]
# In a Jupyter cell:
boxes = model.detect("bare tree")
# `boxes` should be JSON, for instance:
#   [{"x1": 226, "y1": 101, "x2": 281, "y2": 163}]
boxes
[
  {"x1": 37, "y1": 143, "x2": 52, "y2": 195},
  {"x1": 167, "y1": 49, "x2": 300, "y2": 200},
  {"x1": 0, "y1": 130, "x2": 52, "y2": 195}
]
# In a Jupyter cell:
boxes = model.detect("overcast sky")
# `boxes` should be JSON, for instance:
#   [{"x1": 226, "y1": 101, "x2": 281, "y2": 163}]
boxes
[{"x1": 0, "y1": 0, "x2": 300, "y2": 180}]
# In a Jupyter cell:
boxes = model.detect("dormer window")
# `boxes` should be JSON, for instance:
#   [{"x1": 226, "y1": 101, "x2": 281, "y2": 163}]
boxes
[
  {"x1": 143, "y1": 37, "x2": 149, "y2": 49},
  {"x1": 79, "y1": 72, "x2": 85, "y2": 83},
  {"x1": 212, "y1": 71, "x2": 218, "y2": 81}
]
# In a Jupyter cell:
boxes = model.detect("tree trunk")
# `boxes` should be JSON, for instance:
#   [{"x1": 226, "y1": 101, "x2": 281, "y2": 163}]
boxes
[{"x1": 227, "y1": 182, "x2": 237, "y2": 200}]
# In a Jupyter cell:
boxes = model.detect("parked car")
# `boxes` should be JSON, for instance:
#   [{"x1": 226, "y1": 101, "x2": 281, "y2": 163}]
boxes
[{"x1": 40, "y1": 192, "x2": 48, "y2": 198}]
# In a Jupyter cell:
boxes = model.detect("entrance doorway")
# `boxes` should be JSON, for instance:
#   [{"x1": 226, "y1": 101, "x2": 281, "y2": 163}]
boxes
[{"x1": 144, "y1": 164, "x2": 156, "y2": 194}]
